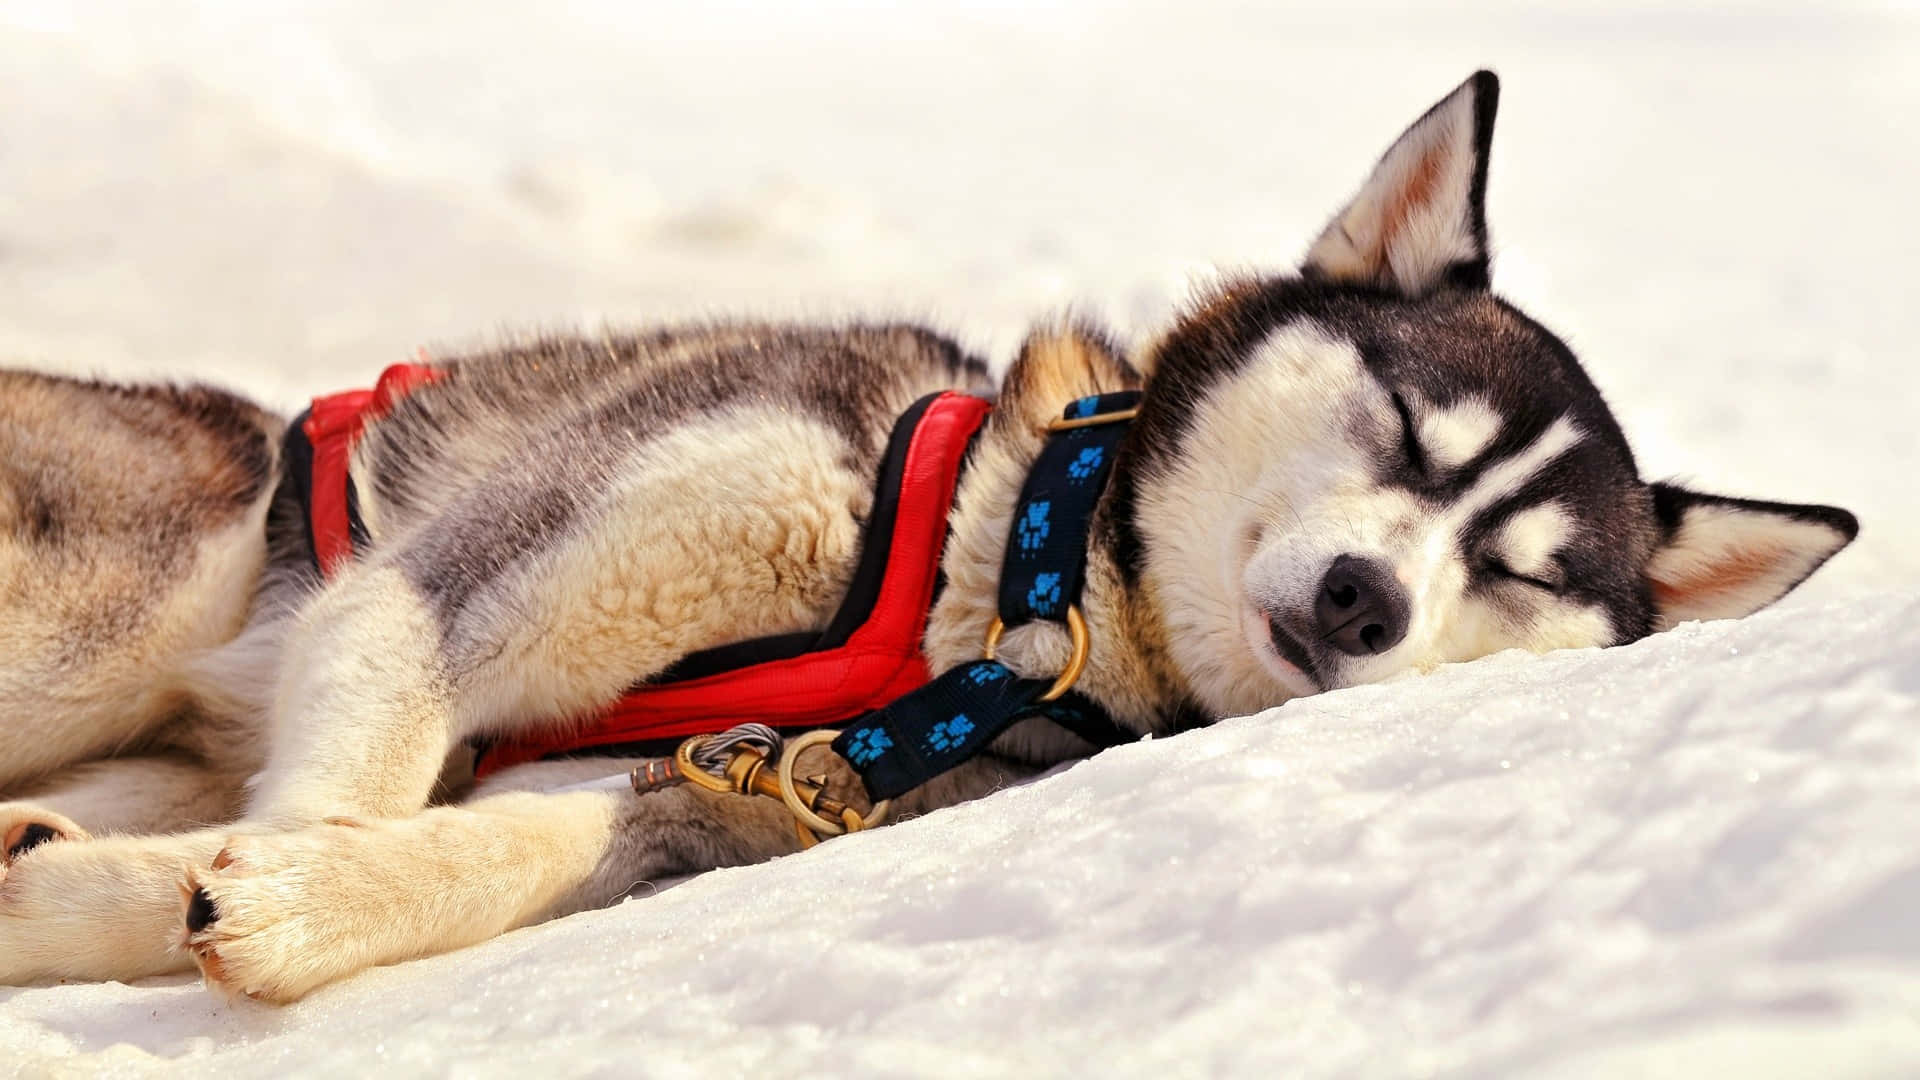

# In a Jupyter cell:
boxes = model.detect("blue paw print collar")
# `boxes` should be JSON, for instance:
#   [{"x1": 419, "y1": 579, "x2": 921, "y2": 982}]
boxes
[{"x1": 835, "y1": 391, "x2": 1142, "y2": 801}]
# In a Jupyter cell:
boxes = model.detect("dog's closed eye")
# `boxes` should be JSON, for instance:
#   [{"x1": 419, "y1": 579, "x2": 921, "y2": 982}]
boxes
[{"x1": 1482, "y1": 553, "x2": 1566, "y2": 594}]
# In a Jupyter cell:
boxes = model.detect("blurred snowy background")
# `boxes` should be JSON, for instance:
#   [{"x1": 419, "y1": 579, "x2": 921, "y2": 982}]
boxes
[{"x1": 2, "y1": 1, "x2": 1917, "y2": 1075}]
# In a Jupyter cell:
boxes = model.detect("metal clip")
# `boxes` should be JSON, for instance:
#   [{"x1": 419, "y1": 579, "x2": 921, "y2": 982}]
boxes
[{"x1": 632, "y1": 726, "x2": 890, "y2": 849}]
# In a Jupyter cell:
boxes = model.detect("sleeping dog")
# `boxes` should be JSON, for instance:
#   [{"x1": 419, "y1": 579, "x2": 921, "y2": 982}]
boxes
[{"x1": 0, "y1": 72, "x2": 1855, "y2": 1001}]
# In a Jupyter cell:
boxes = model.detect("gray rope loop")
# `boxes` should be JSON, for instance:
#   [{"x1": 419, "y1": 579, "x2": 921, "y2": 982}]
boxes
[{"x1": 688, "y1": 723, "x2": 783, "y2": 777}]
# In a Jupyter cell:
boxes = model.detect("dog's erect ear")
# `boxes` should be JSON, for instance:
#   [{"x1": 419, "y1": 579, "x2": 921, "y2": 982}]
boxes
[
  {"x1": 1302, "y1": 70, "x2": 1499, "y2": 297},
  {"x1": 1646, "y1": 483, "x2": 1859, "y2": 628}
]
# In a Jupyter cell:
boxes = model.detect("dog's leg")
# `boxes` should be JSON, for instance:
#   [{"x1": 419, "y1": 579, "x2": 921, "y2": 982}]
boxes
[
  {"x1": 180, "y1": 751, "x2": 1026, "y2": 1002},
  {"x1": 179, "y1": 783, "x2": 793, "y2": 1001},
  {"x1": 5, "y1": 410, "x2": 884, "y2": 989},
  {"x1": 0, "y1": 749, "x2": 266, "y2": 983},
  {"x1": 242, "y1": 407, "x2": 886, "y2": 828},
  {"x1": 0, "y1": 563, "x2": 449, "y2": 985},
  {"x1": 0, "y1": 828, "x2": 230, "y2": 982},
  {"x1": 240, "y1": 565, "x2": 460, "y2": 825},
  {"x1": 0, "y1": 528, "x2": 816, "y2": 988},
  {"x1": 0, "y1": 752, "x2": 248, "y2": 864}
]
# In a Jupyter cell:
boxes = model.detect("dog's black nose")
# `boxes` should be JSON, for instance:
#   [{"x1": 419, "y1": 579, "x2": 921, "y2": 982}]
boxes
[{"x1": 1315, "y1": 555, "x2": 1411, "y2": 656}]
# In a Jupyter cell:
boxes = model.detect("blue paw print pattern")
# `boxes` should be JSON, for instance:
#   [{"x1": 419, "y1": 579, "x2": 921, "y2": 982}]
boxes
[
  {"x1": 1066, "y1": 446, "x2": 1104, "y2": 482},
  {"x1": 968, "y1": 662, "x2": 1010, "y2": 686},
  {"x1": 843, "y1": 728, "x2": 894, "y2": 766},
  {"x1": 1017, "y1": 501, "x2": 1052, "y2": 553},
  {"x1": 1065, "y1": 397, "x2": 1099, "y2": 420},
  {"x1": 927, "y1": 714, "x2": 976, "y2": 753},
  {"x1": 1027, "y1": 571, "x2": 1063, "y2": 616}
]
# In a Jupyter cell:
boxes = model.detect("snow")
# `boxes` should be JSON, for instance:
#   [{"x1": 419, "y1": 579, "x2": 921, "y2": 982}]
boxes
[
  {"x1": 5, "y1": 594, "x2": 1918, "y2": 1075},
  {"x1": 2, "y1": 1, "x2": 1917, "y2": 1075}
]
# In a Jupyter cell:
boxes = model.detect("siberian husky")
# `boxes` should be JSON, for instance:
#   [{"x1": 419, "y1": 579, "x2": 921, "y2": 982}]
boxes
[{"x1": 0, "y1": 72, "x2": 1856, "y2": 1001}]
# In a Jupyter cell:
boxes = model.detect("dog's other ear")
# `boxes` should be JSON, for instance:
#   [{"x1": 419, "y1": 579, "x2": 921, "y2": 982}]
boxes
[
  {"x1": 1646, "y1": 483, "x2": 1859, "y2": 628},
  {"x1": 1302, "y1": 70, "x2": 1499, "y2": 297}
]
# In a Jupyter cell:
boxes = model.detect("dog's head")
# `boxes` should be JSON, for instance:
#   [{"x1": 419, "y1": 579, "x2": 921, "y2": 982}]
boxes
[{"x1": 1115, "y1": 71, "x2": 1857, "y2": 716}]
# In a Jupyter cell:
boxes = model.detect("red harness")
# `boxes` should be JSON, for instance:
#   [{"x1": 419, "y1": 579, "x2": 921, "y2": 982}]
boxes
[{"x1": 295, "y1": 363, "x2": 991, "y2": 779}]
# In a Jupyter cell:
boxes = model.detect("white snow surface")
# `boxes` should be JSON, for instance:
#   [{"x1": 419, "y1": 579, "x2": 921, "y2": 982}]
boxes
[{"x1": 3, "y1": 2, "x2": 1918, "y2": 1075}]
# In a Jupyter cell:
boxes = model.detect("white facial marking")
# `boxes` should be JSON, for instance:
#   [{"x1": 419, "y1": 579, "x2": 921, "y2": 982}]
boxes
[
  {"x1": 1141, "y1": 320, "x2": 1373, "y2": 715},
  {"x1": 1418, "y1": 395, "x2": 1502, "y2": 470},
  {"x1": 1450, "y1": 415, "x2": 1582, "y2": 527},
  {"x1": 1495, "y1": 502, "x2": 1574, "y2": 578},
  {"x1": 1407, "y1": 415, "x2": 1581, "y2": 585}
]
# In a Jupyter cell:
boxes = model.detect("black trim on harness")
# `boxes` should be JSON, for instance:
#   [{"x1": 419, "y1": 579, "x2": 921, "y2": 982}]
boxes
[
  {"x1": 283, "y1": 408, "x2": 323, "y2": 577},
  {"x1": 344, "y1": 465, "x2": 372, "y2": 555}
]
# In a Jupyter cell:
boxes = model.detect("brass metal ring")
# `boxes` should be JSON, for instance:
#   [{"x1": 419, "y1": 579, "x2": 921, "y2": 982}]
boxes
[
  {"x1": 672, "y1": 736, "x2": 738, "y2": 794},
  {"x1": 1044, "y1": 406, "x2": 1139, "y2": 433},
  {"x1": 980, "y1": 604, "x2": 1089, "y2": 703},
  {"x1": 776, "y1": 730, "x2": 891, "y2": 839}
]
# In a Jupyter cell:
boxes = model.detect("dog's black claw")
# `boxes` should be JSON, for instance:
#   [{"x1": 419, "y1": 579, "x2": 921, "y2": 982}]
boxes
[
  {"x1": 6, "y1": 822, "x2": 59, "y2": 861},
  {"x1": 186, "y1": 886, "x2": 220, "y2": 932}
]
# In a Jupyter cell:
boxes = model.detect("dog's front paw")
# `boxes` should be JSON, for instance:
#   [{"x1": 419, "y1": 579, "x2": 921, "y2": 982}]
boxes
[
  {"x1": 181, "y1": 820, "x2": 401, "y2": 1003},
  {"x1": 0, "y1": 805, "x2": 90, "y2": 870}
]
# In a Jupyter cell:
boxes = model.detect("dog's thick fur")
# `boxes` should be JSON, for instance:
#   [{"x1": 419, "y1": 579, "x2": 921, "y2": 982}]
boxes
[{"x1": 0, "y1": 73, "x2": 1856, "y2": 1001}]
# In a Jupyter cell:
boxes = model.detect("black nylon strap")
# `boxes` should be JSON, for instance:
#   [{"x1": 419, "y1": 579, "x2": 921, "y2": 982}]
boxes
[
  {"x1": 836, "y1": 660, "x2": 1050, "y2": 799},
  {"x1": 997, "y1": 392, "x2": 1140, "y2": 625},
  {"x1": 837, "y1": 391, "x2": 1142, "y2": 801}
]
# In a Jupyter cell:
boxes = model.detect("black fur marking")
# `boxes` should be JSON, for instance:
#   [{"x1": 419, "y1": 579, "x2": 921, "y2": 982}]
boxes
[
  {"x1": 1389, "y1": 68, "x2": 1498, "y2": 291},
  {"x1": 20, "y1": 483, "x2": 60, "y2": 545},
  {"x1": 1389, "y1": 391, "x2": 1429, "y2": 479},
  {"x1": 1650, "y1": 483, "x2": 1860, "y2": 545},
  {"x1": 1456, "y1": 459, "x2": 1658, "y2": 642},
  {"x1": 1459, "y1": 70, "x2": 1500, "y2": 288}
]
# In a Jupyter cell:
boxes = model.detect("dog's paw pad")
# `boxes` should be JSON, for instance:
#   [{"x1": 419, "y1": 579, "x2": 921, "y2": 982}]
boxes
[
  {"x1": 1, "y1": 812, "x2": 89, "y2": 866},
  {"x1": 180, "y1": 824, "x2": 416, "y2": 1003},
  {"x1": 186, "y1": 886, "x2": 220, "y2": 932},
  {"x1": 181, "y1": 869, "x2": 251, "y2": 999},
  {"x1": 6, "y1": 823, "x2": 58, "y2": 859}
]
